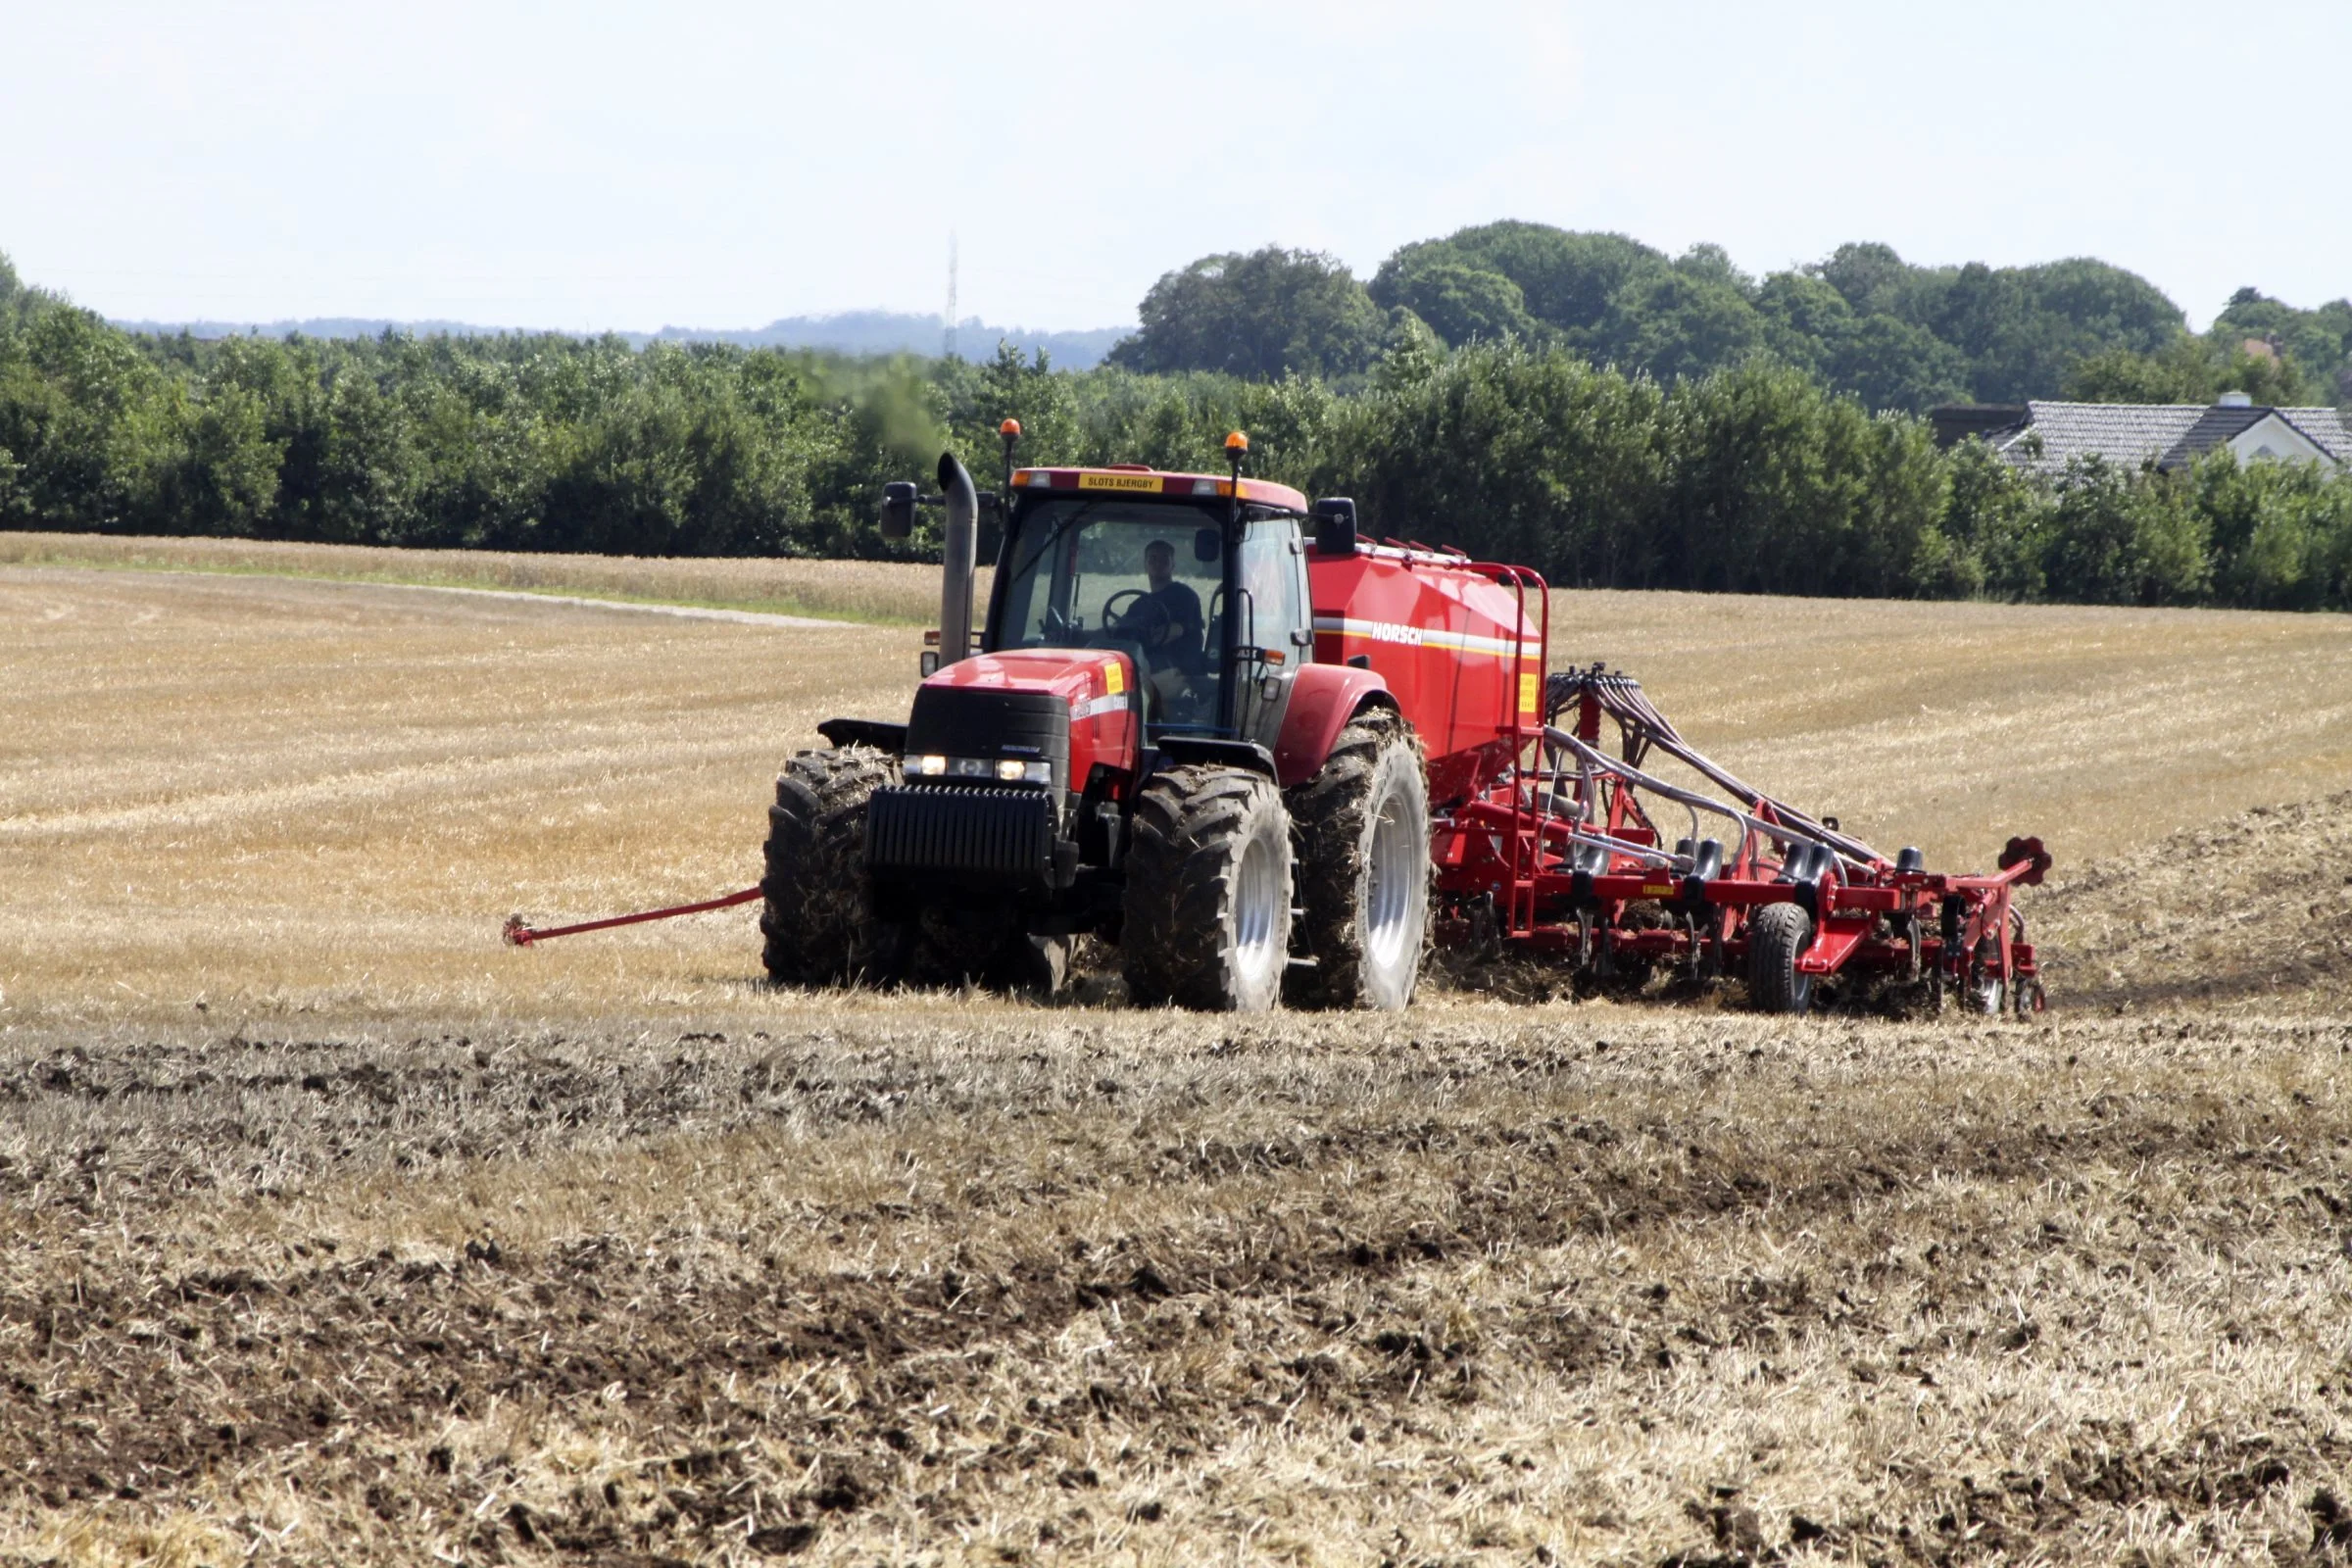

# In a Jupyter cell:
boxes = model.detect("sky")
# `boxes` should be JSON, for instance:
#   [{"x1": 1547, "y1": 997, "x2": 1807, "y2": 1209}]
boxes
[{"x1": 3, "y1": 0, "x2": 2346, "y2": 334}]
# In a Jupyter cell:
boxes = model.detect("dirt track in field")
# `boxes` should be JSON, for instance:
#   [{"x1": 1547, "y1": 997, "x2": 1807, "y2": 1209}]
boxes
[{"x1": 4, "y1": 556, "x2": 2352, "y2": 1563}]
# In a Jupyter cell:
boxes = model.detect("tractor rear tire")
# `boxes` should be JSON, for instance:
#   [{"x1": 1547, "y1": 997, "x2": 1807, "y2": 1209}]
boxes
[
  {"x1": 1287, "y1": 709, "x2": 1430, "y2": 1009},
  {"x1": 1121, "y1": 765, "x2": 1293, "y2": 1011},
  {"x1": 1746, "y1": 903, "x2": 1816, "y2": 1015},
  {"x1": 760, "y1": 745, "x2": 898, "y2": 986}
]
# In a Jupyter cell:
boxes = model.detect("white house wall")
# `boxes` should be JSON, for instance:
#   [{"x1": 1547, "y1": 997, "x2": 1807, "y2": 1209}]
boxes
[{"x1": 2229, "y1": 415, "x2": 2333, "y2": 466}]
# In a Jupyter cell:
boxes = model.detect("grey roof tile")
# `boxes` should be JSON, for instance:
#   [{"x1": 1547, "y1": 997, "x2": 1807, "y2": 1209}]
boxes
[
  {"x1": 1990, "y1": 400, "x2": 2352, "y2": 475},
  {"x1": 2278, "y1": 407, "x2": 2352, "y2": 463},
  {"x1": 1991, "y1": 402, "x2": 2204, "y2": 476}
]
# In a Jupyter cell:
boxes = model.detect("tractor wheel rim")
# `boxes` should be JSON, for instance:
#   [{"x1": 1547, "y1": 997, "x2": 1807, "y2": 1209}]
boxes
[
  {"x1": 1363, "y1": 793, "x2": 1417, "y2": 969},
  {"x1": 1234, "y1": 823, "x2": 1282, "y2": 988}
]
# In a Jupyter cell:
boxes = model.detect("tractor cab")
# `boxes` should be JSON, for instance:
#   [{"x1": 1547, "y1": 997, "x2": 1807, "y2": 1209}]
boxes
[{"x1": 986, "y1": 464, "x2": 1314, "y2": 749}]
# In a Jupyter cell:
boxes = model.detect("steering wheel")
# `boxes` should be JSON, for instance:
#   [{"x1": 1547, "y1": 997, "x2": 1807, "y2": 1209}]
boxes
[{"x1": 1101, "y1": 589, "x2": 1173, "y2": 642}]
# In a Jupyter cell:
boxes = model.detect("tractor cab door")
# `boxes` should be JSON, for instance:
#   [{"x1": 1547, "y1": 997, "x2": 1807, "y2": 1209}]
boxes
[{"x1": 1230, "y1": 516, "x2": 1313, "y2": 751}]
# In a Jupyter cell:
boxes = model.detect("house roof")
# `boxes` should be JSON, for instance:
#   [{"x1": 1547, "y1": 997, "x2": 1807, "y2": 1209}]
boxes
[
  {"x1": 1980, "y1": 401, "x2": 2352, "y2": 475},
  {"x1": 2162, "y1": 404, "x2": 2279, "y2": 467},
  {"x1": 1929, "y1": 405, "x2": 2028, "y2": 449},
  {"x1": 1987, "y1": 403, "x2": 2201, "y2": 475},
  {"x1": 2276, "y1": 408, "x2": 2352, "y2": 464}
]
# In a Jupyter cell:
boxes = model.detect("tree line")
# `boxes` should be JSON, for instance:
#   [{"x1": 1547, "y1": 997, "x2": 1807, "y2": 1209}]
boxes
[
  {"x1": 4, "y1": 244, "x2": 2350, "y2": 612},
  {"x1": 1109, "y1": 224, "x2": 2352, "y2": 414}
]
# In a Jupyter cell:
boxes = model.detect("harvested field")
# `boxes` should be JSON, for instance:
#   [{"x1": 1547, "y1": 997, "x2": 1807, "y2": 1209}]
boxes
[
  {"x1": 0, "y1": 531, "x2": 964, "y2": 627},
  {"x1": 4, "y1": 554, "x2": 2352, "y2": 1564}
]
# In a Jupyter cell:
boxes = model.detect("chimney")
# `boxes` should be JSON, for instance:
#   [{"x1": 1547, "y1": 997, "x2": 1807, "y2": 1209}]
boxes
[{"x1": 2217, "y1": 390, "x2": 2254, "y2": 408}]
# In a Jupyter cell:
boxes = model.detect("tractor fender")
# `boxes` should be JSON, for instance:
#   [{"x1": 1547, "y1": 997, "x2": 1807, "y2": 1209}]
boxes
[{"x1": 1273, "y1": 663, "x2": 1396, "y2": 787}]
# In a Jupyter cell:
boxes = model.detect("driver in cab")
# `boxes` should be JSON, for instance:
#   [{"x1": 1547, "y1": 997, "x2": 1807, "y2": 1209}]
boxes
[{"x1": 1121, "y1": 538, "x2": 1205, "y2": 711}]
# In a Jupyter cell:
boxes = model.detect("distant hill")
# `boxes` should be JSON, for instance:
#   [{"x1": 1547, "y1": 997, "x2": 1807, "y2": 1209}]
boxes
[
  {"x1": 114, "y1": 317, "x2": 531, "y2": 341},
  {"x1": 109, "y1": 309, "x2": 1132, "y2": 368},
  {"x1": 651, "y1": 312, "x2": 1128, "y2": 368}
]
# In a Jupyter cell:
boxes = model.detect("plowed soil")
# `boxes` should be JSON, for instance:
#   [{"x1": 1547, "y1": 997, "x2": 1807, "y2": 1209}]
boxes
[
  {"x1": 2034, "y1": 789, "x2": 2352, "y2": 1014},
  {"x1": 4, "y1": 558, "x2": 2352, "y2": 1563},
  {"x1": 3, "y1": 1008, "x2": 2349, "y2": 1565}
]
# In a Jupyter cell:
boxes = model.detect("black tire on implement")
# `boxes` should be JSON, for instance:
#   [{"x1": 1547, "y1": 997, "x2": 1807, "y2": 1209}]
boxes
[
  {"x1": 1746, "y1": 902, "x2": 1816, "y2": 1015},
  {"x1": 1286, "y1": 709, "x2": 1430, "y2": 1009},
  {"x1": 1120, "y1": 764, "x2": 1294, "y2": 1011},
  {"x1": 760, "y1": 745, "x2": 897, "y2": 985}
]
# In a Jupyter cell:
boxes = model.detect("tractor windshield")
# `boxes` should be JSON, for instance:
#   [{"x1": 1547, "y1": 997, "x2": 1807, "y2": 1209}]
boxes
[{"x1": 990, "y1": 497, "x2": 1226, "y2": 731}]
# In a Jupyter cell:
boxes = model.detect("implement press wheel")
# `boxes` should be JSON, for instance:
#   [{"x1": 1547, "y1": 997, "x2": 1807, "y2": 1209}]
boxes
[{"x1": 1746, "y1": 902, "x2": 1816, "y2": 1015}]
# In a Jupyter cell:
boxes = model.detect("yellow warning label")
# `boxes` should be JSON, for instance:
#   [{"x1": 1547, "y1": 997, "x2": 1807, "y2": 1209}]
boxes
[
  {"x1": 1642, "y1": 882, "x2": 1675, "y2": 898},
  {"x1": 1520, "y1": 672, "x2": 1541, "y2": 712},
  {"x1": 1078, "y1": 471, "x2": 1162, "y2": 493},
  {"x1": 1102, "y1": 659, "x2": 1125, "y2": 695}
]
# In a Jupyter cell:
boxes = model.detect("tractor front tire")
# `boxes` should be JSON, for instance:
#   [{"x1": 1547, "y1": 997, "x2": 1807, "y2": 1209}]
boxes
[
  {"x1": 1121, "y1": 765, "x2": 1293, "y2": 1011},
  {"x1": 1746, "y1": 903, "x2": 1816, "y2": 1015},
  {"x1": 760, "y1": 745, "x2": 897, "y2": 986},
  {"x1": 1287, "y1": 709, "x2": 1430, "y2": 1009}
]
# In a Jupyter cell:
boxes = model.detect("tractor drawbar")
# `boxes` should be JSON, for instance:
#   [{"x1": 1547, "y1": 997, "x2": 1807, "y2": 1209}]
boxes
[{"x1": 503, "y1": 886, "x2": 762, "y2": 947}]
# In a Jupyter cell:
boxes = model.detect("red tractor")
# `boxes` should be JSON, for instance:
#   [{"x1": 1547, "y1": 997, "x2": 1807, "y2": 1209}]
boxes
[
  {"x1": 753, "y1": 429, "x2": 2049, "y2": 1014},
  {"x1": 760, "y1": 431, "x2": 1449, "y2": 1009}
]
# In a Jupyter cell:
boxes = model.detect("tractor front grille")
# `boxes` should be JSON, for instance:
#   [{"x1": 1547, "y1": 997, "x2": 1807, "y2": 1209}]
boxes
[{"x1": 865, "y1": 785, "x2": 1056, "y2": 881}]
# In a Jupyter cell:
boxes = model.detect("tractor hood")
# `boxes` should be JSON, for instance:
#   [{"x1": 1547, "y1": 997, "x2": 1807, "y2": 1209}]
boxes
[{"x1": 904, "y1": 650, "x2": 1141, "y2": 793}]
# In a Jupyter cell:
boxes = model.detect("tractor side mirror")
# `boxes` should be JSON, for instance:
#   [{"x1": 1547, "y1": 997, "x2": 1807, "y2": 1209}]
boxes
[
  {"x1": 1193, "y1": 527, "x2": 1222, "y2": 564},
  {"x1": 1312, "y1": 497, "x2": 1357, "y2": 556},
  {"x1": 879, "y1": 481, "x2": 918, "y2": 540}
]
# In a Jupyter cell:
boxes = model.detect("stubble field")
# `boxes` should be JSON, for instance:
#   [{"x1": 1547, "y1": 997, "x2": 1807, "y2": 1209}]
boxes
[{"x1": 4, "y1": 541, "x2": 2352, "y2": 1565}]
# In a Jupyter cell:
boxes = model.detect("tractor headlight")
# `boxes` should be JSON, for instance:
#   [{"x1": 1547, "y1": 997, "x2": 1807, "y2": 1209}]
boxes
[{"x1": 906, "y1": 754, "x2": 1050, "y2": 785}]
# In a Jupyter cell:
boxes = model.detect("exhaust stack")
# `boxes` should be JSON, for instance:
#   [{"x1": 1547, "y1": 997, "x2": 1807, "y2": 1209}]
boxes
[{"x1": 936, "y1": 452, "x2": 978, "y2": 666}]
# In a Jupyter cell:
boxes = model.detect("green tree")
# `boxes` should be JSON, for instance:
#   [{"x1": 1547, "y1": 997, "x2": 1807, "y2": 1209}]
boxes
[
  {"x1": 954, "y1": 343, "x2": 1079, "y2": 477},
  {"x1": 1108, "y1": 248, "x2": 1384, "y2": 379},
  {"x1": 1378, "y1": 223, "x2": 1668, "y2": 340},
  {"x1": 2063, "y1": 336, "x2": 2316, "y2": 406},
  {"x1": 1753, "y1": 270, "x2": 1854, "y2": 374},
  {"x1": 1327, "y1": 342, "x2": 1668, "y2": 587},
  {"x1": 1813, "y1": 242, "x2": 1936, "y2": 319},
  {"x1": 167, "y1": 382, "x2": 284, "y2": 536},
  {"x1": 1934, "y1": 437, "x2": 2050, "y2": 599},
  {"x1": 1659, "y1": 362, "x2": 1944, "y2": 597},
  {"x1": 1829, "y1": 316, "x2": 1973, "y2": 414},
  {"x1": 1930, "y1": 258, "x2": 2183, "y2": 403},
  {"x1": 2062, "y1": 340, "x2": 2216, "y2": 404},
  {"x1": 2040, "y1": 459, "x2": 2209, "y2": 605},
  {"x1": 2208, "y1": 286, "x2": 2351, "y2": 405},
  {"x1": 1592, "y1": 270, "x2": 1765, "y2": 383},
  {"x1": 2191, "y1": 449, "x2": 2352, "y2": 611},
  {"x1": 1366, "y1": 256, "x2": 1539, "y2": 348},
  {"x1": 316, "y1": 374, "x2": 418, "y2": 543}
]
